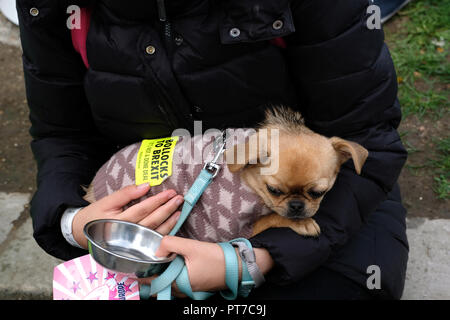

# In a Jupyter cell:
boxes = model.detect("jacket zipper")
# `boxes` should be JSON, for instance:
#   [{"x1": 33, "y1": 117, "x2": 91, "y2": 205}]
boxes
[{"x1": 157, "y1": 0, "x2": 174, "y2": 56}]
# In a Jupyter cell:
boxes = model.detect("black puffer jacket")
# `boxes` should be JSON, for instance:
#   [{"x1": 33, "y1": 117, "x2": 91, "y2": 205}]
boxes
[{"x1": 17, "y1": 0, "x2": 408, "y2": 298}]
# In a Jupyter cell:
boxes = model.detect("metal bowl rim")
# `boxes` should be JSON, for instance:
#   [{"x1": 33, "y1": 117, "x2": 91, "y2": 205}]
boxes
[{"x1": 83, "y1": 219, "x2": 175, "y2": 264}]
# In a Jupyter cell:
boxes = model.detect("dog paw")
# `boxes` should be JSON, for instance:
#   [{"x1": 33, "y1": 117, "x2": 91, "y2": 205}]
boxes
[{"x1": 290, "y1": 218, "x2": 321, "y2": 237}]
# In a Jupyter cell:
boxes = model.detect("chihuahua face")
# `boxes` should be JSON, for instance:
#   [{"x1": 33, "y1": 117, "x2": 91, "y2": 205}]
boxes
[{"x1": 227, "y1": 107, "x2": 368, "y2": 220}]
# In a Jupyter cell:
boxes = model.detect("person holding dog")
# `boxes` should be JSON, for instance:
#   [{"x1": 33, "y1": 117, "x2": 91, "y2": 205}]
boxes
[{"x1": 17, "y1": 0, "x2": 408, "y2": 299}]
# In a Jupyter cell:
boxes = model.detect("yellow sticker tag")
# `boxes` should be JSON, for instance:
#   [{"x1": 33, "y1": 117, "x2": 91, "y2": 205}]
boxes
[{"x1": 135, "y1": 136, "x2": 179, "y2": 186}]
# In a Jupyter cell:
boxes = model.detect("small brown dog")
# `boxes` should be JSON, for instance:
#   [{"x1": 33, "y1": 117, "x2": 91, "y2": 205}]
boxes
[
  {"x1": 227, "y1": 106, "x2": 368, "y2": 237},
  {"x1": 84, "y1": 106, "x2": 368, "y2": 239}
]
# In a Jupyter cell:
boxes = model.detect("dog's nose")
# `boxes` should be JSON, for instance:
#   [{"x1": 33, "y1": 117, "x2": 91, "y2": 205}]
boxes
[{"x1": 287, "y1": 200, "x2": 305, "y2": 218}]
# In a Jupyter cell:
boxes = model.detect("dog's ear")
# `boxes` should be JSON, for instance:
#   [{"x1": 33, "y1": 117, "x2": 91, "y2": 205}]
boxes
[
  {"x1": 330, "y1": 137, "x2": 369, "y2": 175},
  {"x1": 226, "y1": 130, "x2": 270, "y2": 173}
]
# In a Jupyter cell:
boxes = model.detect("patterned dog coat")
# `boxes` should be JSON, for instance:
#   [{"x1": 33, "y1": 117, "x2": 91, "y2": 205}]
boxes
[{"x1": 89, "y1": 130, "x2": 271, "y2": 242}]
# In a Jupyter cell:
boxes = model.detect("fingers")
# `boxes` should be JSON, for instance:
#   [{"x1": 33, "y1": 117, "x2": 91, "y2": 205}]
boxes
[
  {"x1": 138, "y1": 195, "x2": 183, "y2": 229},
  {"x1": 137, "y1": 275, "x2": 187, "y2": 299},
  {"x1": 155, "y1": 236, "x2": 180, "y2": 257},
  {"x1": 137, "y1": 276, "x2": 155, "y2": 286},
  {"x1": 98, "y1": 184, "x2": 151, "y2": 210},
  {"x1": 171, "y1": 282, "x2": 188, "y2": 298},
  {"x1": 120, "y1": 189, "x2": 178, "y2": 223},
  {"x1": 155, "y1": 235, "x2": 196, "y2": 258}
]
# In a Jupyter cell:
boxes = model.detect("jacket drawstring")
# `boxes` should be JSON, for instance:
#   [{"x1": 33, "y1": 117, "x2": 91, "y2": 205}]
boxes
[{"x1": 156, "y1": 0, "x2": 173, "y2": 57}]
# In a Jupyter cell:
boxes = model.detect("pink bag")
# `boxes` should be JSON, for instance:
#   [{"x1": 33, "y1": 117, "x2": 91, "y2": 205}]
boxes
[{"x1": 53, "y1": 254, "x2": 140, "y2": 300}]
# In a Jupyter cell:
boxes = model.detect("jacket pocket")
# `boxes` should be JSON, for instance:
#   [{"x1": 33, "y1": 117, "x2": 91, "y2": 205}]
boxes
[{"x1": 219, "y1": 0, "x2": 295, "y2": 44}]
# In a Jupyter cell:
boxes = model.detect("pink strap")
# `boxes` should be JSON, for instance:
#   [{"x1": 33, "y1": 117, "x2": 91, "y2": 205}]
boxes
[{"x1": 71, "y1": 7, "x2": 92, "y2": 69}]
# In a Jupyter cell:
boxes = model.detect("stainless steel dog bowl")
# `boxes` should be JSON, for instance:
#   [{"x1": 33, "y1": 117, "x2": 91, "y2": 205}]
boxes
[{"x1": 84, "y1": 219, "x2": 176, "y2": 278}]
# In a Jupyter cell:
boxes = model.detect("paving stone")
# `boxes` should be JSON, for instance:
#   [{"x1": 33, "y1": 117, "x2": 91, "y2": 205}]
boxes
[
  {"x1": 0, "y1": 216, "x2": 62, "y2": 299},
  {"x1": 0, "y1": 12, "x2": 20, "y2": 47},
  {"x1": 403, "y1": 218, "x2": 450, "y2": 300}
]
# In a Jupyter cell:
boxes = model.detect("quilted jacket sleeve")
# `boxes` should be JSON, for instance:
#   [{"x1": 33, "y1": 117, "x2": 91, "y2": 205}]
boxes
[
  {"x1": 250, "y1": 0, "x2": 407, "y2": 284},
  {"x1": 17, "y1": 0, "x2": 115, "y2": 260}
]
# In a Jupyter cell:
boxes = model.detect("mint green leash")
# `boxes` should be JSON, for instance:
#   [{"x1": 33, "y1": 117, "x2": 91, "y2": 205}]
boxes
[
  {"x1": 148, "y1": 168, "x2": 216, "y2": 300},
  {"x1": 217, "y1": 242, "x2": 239, "y2": 300},
  {"x1": 169, "y1": 169, "x2": 215, "y2": 238}
]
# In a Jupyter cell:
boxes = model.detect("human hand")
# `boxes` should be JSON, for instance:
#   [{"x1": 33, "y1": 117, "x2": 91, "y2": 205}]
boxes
[
  {"x1": 138, "y1": 236, "x2": 228, "y2": 297},
  {"x1": 72, "y1": 184, "x2": 184, "y2": 249}
]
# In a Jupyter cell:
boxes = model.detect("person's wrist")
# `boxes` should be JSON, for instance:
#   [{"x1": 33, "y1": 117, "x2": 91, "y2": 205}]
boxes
[
  {"x1": 230, "y1": 239, "x2": 266, "y2": 294},
  {"x1": 254, "y1": 248, "x2": 274, "y2": 275}
]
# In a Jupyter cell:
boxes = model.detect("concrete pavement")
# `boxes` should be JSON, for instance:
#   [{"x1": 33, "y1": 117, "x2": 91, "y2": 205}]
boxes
[
  {"x1": 0, "y1": 192, "x2": 62, "y2": 299},
  {"x1": 0, "y1": 9, "x2": 19, "y2": 47},
  {"x1": 403, "y1": 218, "x2": 450, "y2": 299}
]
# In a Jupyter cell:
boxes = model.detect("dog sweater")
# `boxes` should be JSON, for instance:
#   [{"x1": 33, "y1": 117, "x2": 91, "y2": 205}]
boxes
[{"x1": 89, "y1": 130, "x2": 271, "y2": 242}]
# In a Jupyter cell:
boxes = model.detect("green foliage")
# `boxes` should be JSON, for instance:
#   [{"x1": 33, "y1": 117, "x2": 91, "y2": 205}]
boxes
[{"x1": 386, "y1": 0, "x2": 449, "y2": 118}]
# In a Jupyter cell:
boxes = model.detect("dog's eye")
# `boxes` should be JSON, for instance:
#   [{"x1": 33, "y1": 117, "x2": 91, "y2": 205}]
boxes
[
  {"x1": 266, "y1": 184, "x2": 283, "y2": 196},
  {"x1": 308, "y1": 190, "x2": 326, "y2": 199}
]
